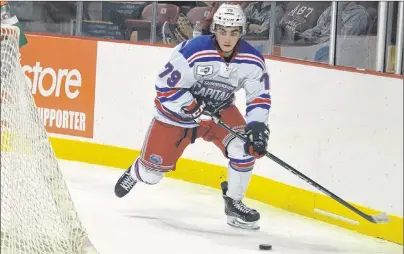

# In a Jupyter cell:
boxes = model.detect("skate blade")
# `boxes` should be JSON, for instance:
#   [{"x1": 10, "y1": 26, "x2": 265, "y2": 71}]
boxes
[{"x1": 227, "y1": 216, "x2": 260, "y2": 230}]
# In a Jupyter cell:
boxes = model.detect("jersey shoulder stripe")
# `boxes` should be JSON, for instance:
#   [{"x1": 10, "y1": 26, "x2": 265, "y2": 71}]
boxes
[
  {"x1": 189, "y1": 54, "x2": 221, "y2": 67},
  {"x1": 237, "y1": 40, "x2": 266, "y2": 70},
  {"x1": 233, "y1": 57, "x2": 265, "y2": 70},
  {"x1": 238, "y1": 39, "x2": 265, "y2": 61},
  {"x1": 179, "y1": 35, "x2": 216, "y2": 59}
]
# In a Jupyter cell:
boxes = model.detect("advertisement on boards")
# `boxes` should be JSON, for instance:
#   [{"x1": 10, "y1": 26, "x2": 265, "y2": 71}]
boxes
[{"x1": 20, "y1": 35, "x2": 97, "y2": 138}]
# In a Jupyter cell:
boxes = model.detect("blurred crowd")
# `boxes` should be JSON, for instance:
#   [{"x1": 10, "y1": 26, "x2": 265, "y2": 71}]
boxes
[
  {"x1": 3, "y1": 1, "x2": 402, "y2": 73},
  {"x1": 5, "y1": 1, "x2": 380, "y2": 42}
]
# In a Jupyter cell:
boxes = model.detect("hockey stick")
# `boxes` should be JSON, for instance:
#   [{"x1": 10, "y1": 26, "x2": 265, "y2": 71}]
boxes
[{"x1": 210, "y1": 115, "x2": 389, "y2": 224}]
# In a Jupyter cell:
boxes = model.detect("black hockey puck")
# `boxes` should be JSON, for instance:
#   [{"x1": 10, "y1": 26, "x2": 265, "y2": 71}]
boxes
[{"x1": 259, "y1": 244, "x2": 272, "y2": 250}]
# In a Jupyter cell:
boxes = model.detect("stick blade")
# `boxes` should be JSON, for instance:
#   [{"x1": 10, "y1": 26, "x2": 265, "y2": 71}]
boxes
[{"x1": 370, "y1": 212, "x2": 390, "y2": 223}]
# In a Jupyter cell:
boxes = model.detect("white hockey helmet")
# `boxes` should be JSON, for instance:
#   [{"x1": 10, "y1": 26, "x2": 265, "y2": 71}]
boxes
[{"x1": 210, "y1": 3, "x2": 247, "y2": 36}]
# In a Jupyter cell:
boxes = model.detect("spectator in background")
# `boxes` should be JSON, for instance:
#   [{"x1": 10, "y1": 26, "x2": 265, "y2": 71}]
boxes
[
  {"x1": 7, "y1": 1, "x2": 49, "y2": 33},
  {"x1": 243, "y1": 1, "x2": 284, "y2": 38},
  {"x1": 161, "y1": 1, "x2": 286, "y2": 45},
  {"x1": 357, "y1": 1, "x2": 378, "y2": 35},
  {"x1": 107, "y1": 1, "x2": 205, "y2": 42},
  {"x1": 296, "y1": 1, "x2": 369, "y2": 45},
  {"x1": 7, "y1": 1, "x2": 75, "y2": 35},
  {"x1": 301, "y1": 1, "x2": 370, "y2": 63},
  {"x1": 44, "y1": 1, "x2": 76, "y2": 24},
  {"x1": 279, "y1": 1, "x2": 330, "y2": 44},
  {"x1": 161, "y1": 1, "x2": 216, "y2": 44}
]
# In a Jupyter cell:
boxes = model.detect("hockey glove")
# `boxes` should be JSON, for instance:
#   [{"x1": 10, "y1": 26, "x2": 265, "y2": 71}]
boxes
[
  {"x1": 182, "y1": 98, "x2": 213, "y2": 126},
  {"x1": 183, "y1": 95, "x2": 234, "y2": 126},
  {"x1": 244, "y1": 122, "x2": 270, "y2": 159}
]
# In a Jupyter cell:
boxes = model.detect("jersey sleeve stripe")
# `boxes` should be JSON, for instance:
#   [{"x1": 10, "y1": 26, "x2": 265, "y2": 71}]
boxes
[
  {"x1": 248, "y1": 97, "x2": 271, "y2": 105},
  {"x1": 246, "y1": 104, "x2": 271, "y2": 114},
  {"x1": 157, "y1": 89, "x2": 187, "y2": 103},
  {"x1": 154, "y1": 98, "x2": 195, "y2": 125},
  {"x1": 257, "y1": 93, "x2": 271, "y2": 99},
  {"x1": 155, "y1": 86, "x2": 174, "y2": 92},
  {"x1": 249, "y1": 93, "x2": 271, "y2": 103},
  {"x1": 156, "y1": 88, "x2": 180, "y2": 97}
]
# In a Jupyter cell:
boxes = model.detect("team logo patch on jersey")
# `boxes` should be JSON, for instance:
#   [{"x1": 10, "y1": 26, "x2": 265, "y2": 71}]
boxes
[
  {"x1": 196, "y1": 65, "x2": 213, "y2": 76},
  {"x1": 149, "y1": 154, "x2": 163, "y2": 165},
  {"x1": 191, "y1": 79, "x2": 236, "y2": 108}
]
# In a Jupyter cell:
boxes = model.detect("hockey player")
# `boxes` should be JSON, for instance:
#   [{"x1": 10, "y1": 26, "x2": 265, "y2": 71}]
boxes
[{"x1": 114, "y1": 3, "x2": 271, "y2": 230}]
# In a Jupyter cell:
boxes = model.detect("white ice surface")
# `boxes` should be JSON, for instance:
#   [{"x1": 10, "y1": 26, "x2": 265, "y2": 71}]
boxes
[{"x1": 60, "y1": 160, "x2": 403, "y2": 254}]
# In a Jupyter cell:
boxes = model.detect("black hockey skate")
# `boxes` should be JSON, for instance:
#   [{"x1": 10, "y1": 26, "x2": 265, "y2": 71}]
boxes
[
  {"x1": 221, "y1": 181, "x2": 260, "y2": 230},
  {"x1": 114, "y1": 166, "x2": 138, "y2": 198}
]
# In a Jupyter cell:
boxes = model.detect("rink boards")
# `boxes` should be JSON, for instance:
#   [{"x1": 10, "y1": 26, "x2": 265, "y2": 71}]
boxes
[{"x1": 19, "y1": 33, "x2": 403, "y2": 245}]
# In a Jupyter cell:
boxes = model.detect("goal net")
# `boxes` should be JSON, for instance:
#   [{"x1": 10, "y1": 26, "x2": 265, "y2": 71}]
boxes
[{"x1": 1, "y1": 25, "x2": 97, "y2": 254}]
